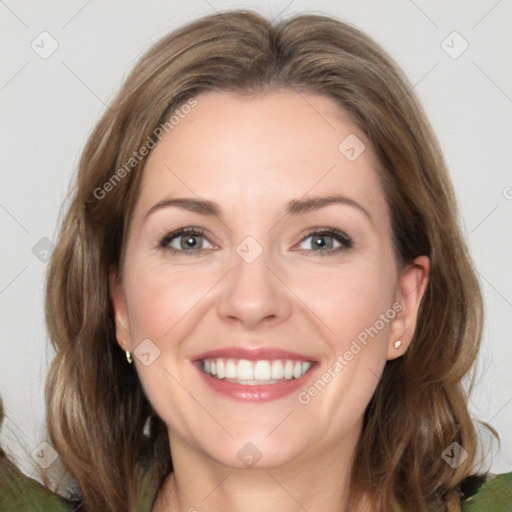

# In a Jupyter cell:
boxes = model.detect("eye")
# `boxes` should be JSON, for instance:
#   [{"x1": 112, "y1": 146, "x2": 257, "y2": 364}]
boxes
[
  {"x1": 295, "y1": 228, "x2": 353, "y2": 256},
  {"x1": 158, "y1": 227, "x2": 353, "y2": 257},
  {"x1": 159, "y1": 227, "x2": 214, "y2": 255}
]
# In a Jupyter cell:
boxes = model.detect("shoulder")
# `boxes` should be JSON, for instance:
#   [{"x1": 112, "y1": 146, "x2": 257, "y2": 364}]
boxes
[
  {"x1": 137, "y1": 471, "x2": 160, "y2": 512},
  {"x1": 0, "y1": 450, "x2": 76, "y2": 512},
  {"x1": 460, "y1": 471, "x2": 512, "y2": 511}
]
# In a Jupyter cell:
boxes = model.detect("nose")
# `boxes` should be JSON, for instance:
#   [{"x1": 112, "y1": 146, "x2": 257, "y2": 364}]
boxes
[{"x1": 216, "y1": 240, "x2": 293, "y2": 330}]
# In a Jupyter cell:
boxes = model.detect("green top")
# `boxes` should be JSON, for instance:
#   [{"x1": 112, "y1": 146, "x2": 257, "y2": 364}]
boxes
[{"x1": 0, "y1": 455, "x2": 510, "y2": 511}]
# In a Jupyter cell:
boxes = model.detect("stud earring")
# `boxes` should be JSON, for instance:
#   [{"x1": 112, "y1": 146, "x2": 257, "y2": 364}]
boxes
[
  {"x1": 122, "y1": 339, "x2": 133, "y2": 364},
  {"x1": 394, "y1": 340, "x2": 402, "y2": 349}
]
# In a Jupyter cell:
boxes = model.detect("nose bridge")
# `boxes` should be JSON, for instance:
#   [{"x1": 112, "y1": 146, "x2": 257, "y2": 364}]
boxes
[{"x1": 216, "y1": 233, "x2": 291, "y2": 328}]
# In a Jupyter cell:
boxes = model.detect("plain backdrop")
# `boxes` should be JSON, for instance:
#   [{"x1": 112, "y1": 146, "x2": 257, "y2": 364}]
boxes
[{"x1": 1, "y1": 0, "x2": 511, "y2": 482}]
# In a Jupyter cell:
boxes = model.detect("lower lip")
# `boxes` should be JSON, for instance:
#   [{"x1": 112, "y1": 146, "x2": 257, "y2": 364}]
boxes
[{"x1": 195, "y1": 362, "x2": 316, "y2": 402}]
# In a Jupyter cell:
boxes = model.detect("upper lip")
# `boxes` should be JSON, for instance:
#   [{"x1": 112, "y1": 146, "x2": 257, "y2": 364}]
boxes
[{"x1": 193, "y1": 347, "x2": 317, "y2": 363}]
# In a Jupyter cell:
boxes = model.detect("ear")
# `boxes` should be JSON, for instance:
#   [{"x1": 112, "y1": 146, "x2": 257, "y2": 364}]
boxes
[
  {"x1": 387, "y1": 255, "x2": 430, "y2": 360},
  {"x1": 109, "y1": 266, "x2": 132, "y2": 353}
]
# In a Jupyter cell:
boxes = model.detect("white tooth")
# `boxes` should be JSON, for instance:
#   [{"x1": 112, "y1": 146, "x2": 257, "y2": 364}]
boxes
[
  {"x1": 210, "y1": 360, "x2": 216, "y2": 375},
  {"x1": 226, "y1": 359, "x2": 237, "y2": 378},
  {"x1": 301, "y1": 361, "x2": 312, "y2": 375},
  {"x1": 254, "y1": 360, "x2": 271, "y2": 380},
  {"x1": 204, "y1": 359, "x2": 211, "y2": 374},
  {"x1": 284, "y1": 360, "x2": 294, "y2": 379},
  {"x1": 216, "y1": 359, "x2": 225, "y2": 379},
  {"x1": 292, "y1": 361, "x2": 302, "y2": 379},
  {"x1": 271, "y1": 360, "x2": 284, "y2": 379},
  {"x1": 237, "y1": 359, "x2": 254, "y2": 380}
]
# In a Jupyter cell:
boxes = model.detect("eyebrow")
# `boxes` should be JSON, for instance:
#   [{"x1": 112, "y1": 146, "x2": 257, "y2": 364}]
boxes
[{"x1": 143, "y1": 194, "x2": 373, "y2": 225}]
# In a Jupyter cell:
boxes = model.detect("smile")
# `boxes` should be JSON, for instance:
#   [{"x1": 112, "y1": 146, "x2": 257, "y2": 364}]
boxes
[
  {"x1": 199, "y1": 358, "x2": 313, "y2": 384},
  {"x1": 193, "y1": 347, "x2": 318, "y2": 401}
]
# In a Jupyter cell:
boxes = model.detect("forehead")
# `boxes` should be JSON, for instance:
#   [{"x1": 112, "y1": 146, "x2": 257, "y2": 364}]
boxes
[{"x1": 133, "y1": 89, "x2": 388, "y2": 224}]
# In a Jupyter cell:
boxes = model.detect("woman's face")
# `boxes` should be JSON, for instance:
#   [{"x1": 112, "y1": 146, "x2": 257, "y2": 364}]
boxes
[{"x1": 111, "y1": 89, "x2": 428, "y2": 469}]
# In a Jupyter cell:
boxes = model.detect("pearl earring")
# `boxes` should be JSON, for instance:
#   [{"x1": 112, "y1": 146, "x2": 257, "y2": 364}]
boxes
[{"x1": 394, "y1": 340, "x2": 402, "y2": 349}]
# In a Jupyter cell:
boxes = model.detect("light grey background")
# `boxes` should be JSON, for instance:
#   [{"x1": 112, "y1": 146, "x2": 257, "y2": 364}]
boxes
[{"x1": 1, "y1": 0, "x2": 511, "y2": 482}]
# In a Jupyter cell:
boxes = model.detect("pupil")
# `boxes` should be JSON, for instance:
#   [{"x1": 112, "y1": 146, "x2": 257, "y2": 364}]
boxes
[
  {"x1": 183, "y1": 235, "x2": 198, "y2": 249},
  {"x1": 313, "y1": 236, "x2": 331, "y2": 249}
]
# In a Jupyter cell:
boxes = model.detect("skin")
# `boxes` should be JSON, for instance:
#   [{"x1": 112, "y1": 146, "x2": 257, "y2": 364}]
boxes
[{"x1": 110, "y1": 89, "x2": 429, "y2": 512}]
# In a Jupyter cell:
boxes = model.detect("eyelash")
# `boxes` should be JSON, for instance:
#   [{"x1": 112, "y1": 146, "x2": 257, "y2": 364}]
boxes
[{"x1": 158, "y1": 227, "x2": 353, "y2": 257}]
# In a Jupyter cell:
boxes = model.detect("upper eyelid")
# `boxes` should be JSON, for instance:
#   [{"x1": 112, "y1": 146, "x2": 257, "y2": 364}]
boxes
[
  {"x1": 160, "y1": 227, "x2": 212, "y2": 246},
  {"x1": 296, "y1": 229, "x2": 353, "y2": 251}
]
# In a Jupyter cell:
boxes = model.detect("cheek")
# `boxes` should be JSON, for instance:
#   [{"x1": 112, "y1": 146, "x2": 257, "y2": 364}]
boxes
[
  {"x1": 122, "y1": 259, "x2": 211, "y2": 435},
  {"x1": 295, "y1": 263, "x2": 396, "y2": 414},
  {"x1": 124, "y1": 257, "x2": 214, "y2": 341},
  {"x1": 289, "y1": 257, "x2": 396, "y2": 353}
]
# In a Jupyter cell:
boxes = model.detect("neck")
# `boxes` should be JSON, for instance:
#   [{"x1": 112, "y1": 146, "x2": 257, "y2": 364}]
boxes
[{"x1": 152, "y1": 426, "x2": 373, "y2": 512}]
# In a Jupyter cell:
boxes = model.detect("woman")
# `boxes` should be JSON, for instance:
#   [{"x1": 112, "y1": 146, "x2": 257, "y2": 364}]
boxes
[{"x1": 2, "y1": 9, "x2": 510, "y2": 512}]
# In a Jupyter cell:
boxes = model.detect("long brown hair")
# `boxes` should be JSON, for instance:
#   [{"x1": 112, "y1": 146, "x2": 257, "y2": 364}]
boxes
[{"x1": 44, "y1": 9, "x2": 499, "y2": 511}]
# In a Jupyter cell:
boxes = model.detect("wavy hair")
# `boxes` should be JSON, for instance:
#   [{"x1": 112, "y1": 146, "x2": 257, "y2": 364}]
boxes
[{"x1": 44, "y1": 9, "x2": 498, "y2": 511}]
